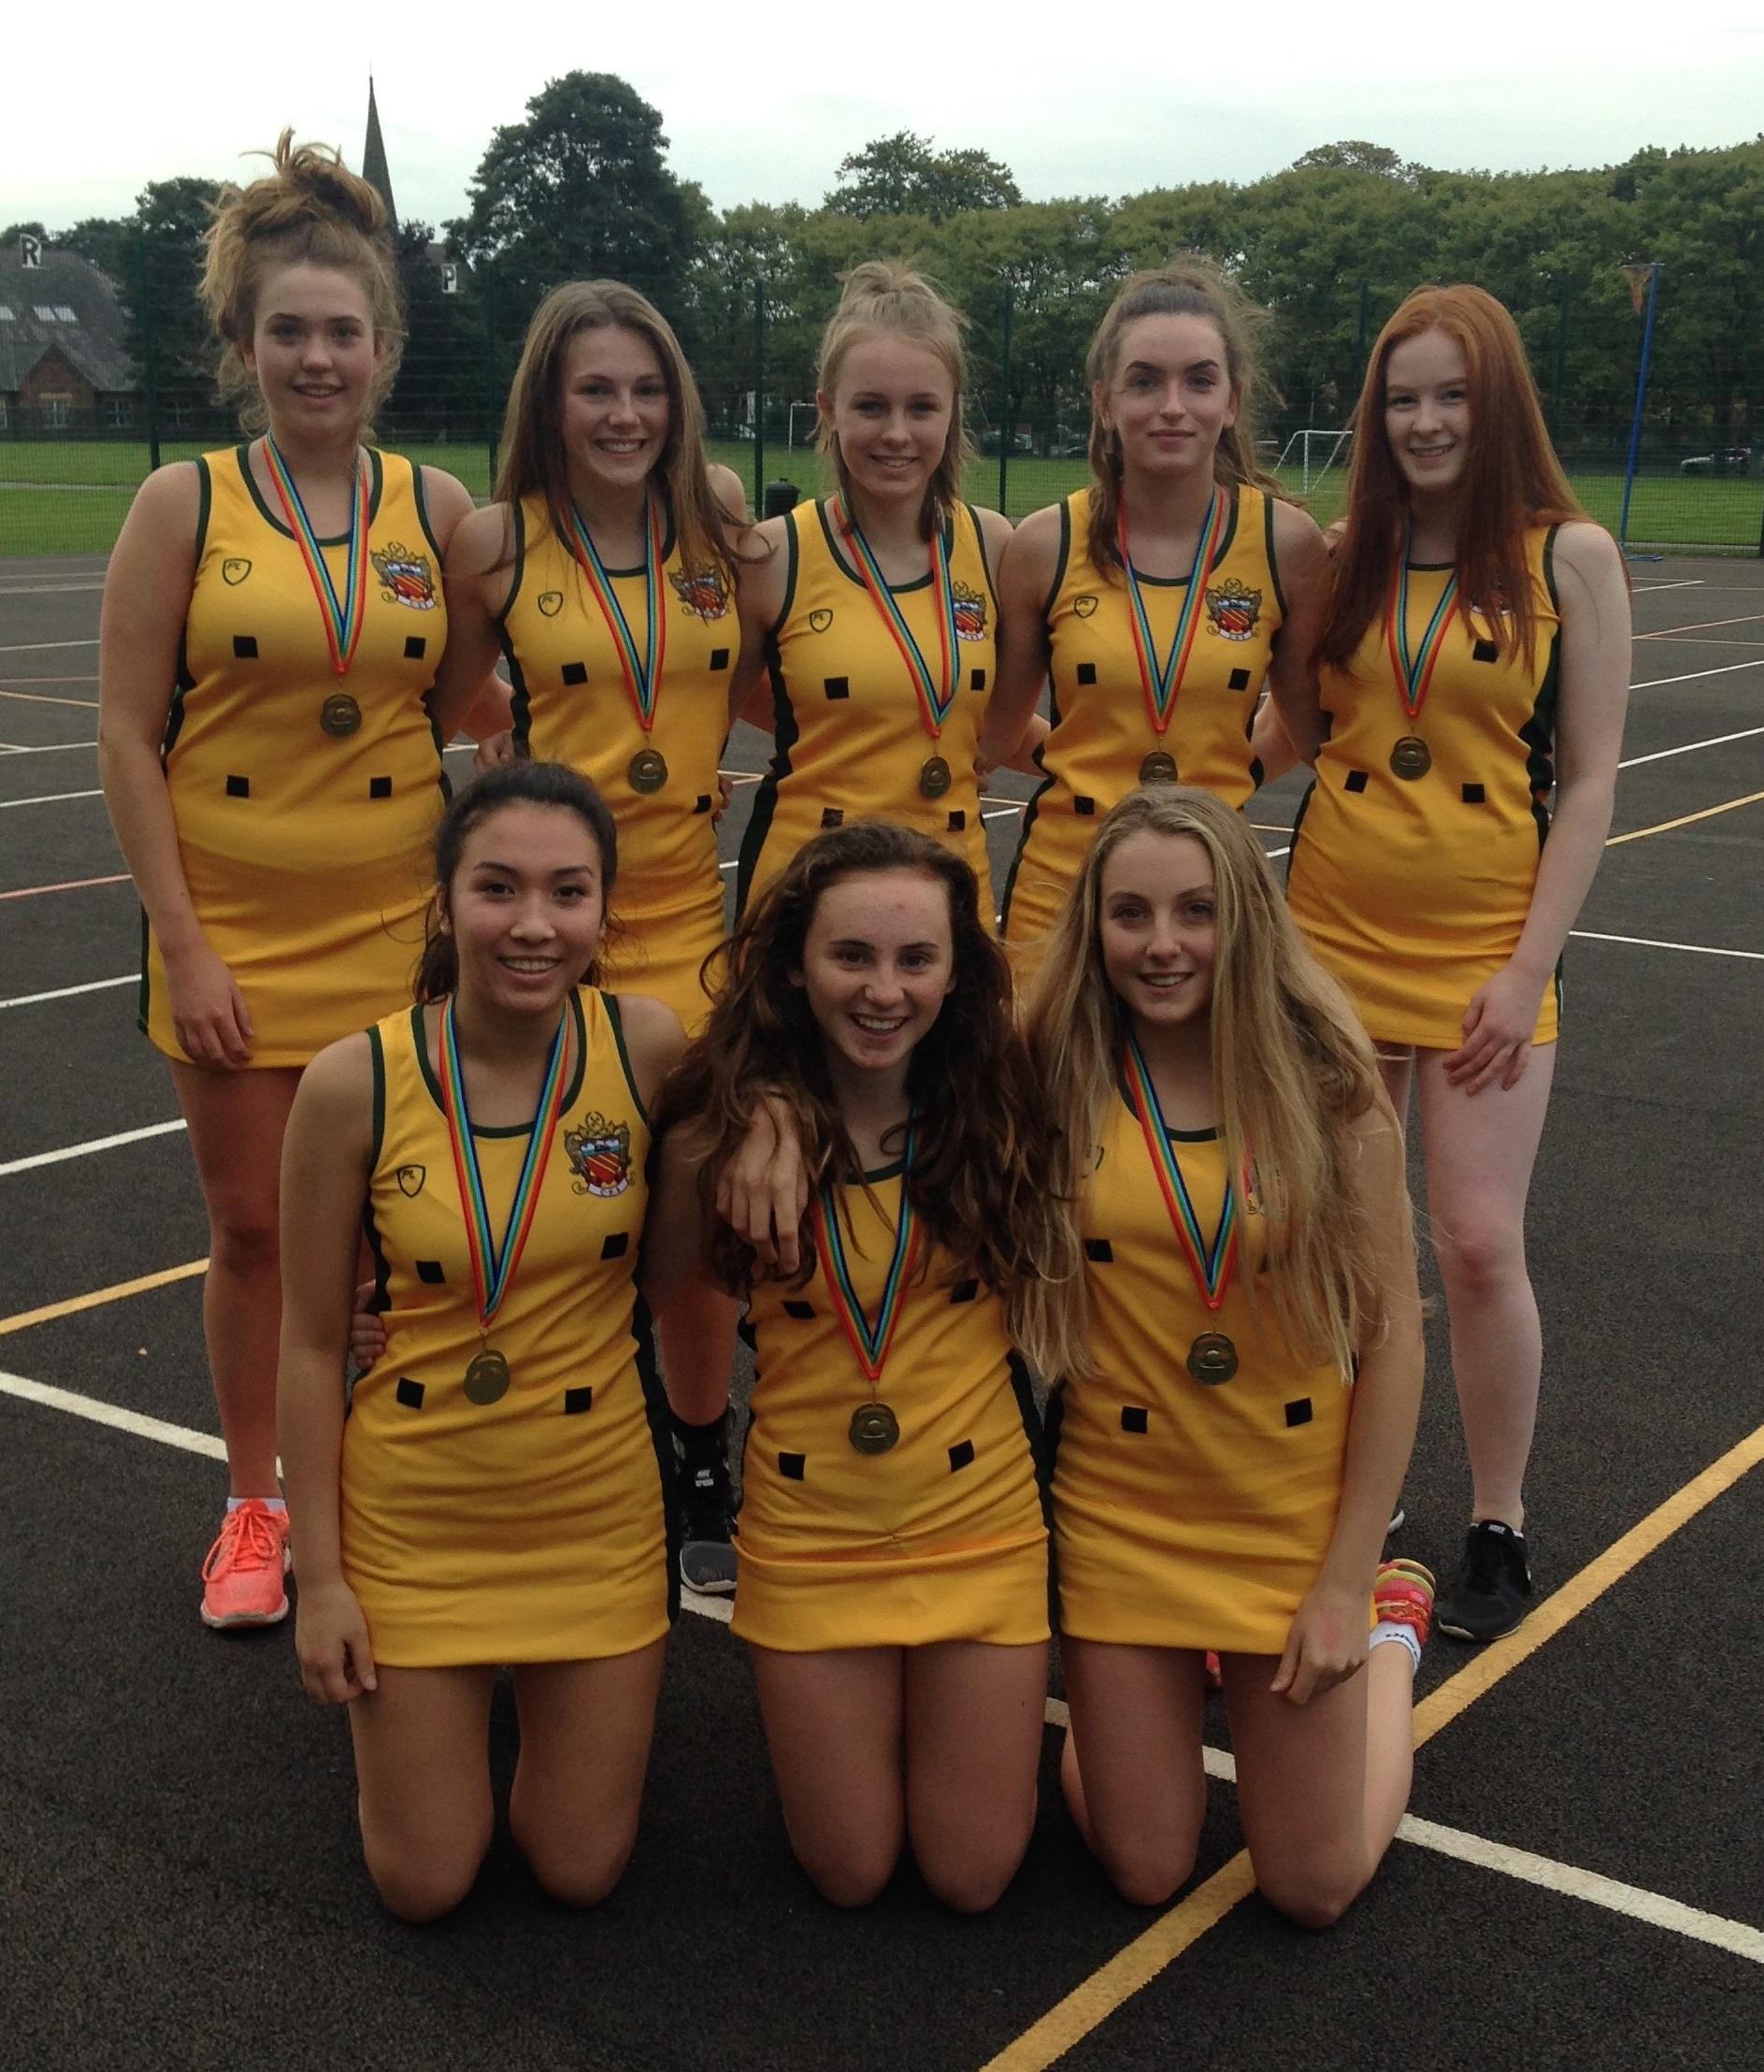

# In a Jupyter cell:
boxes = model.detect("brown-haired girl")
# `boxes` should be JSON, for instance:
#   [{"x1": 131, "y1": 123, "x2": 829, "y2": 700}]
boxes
[
  {"x1": 646, "y1": 821, "x2": 1073, "y2": 1910},
  {"x1": 981, "y1": 259, "x2": 1331, "y2": 978},
  {"x1": 279, "y1": 759, "x2": 687, "y2": 1921},
  {"x1": 1283, "y1": 286, "x2": 1630, "y2": 1642},
  {"x1": 1021, "y1": 785, "x2": 1432, "y2": 1923},
  {"x1": 730, "y1": 264, "x2": 1011, "y2": 914},
  {"x1": 98, "y1": 132, "x2": 479, "y2": 1632},
  {"x1": 431, "y1": 279, "x2": 753, "y2": 1591}
]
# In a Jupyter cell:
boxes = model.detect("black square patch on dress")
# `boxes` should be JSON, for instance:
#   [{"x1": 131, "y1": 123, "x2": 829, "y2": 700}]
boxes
[
  {"x1": 561, "y1": 662, "x2": 588, "y2": 686},
  {"x1": 1345, "y1": 770, "x2": 1369, "y2": 794},
  {"x1": 1074, "y1": 796, "x2": 1097, "y2": 816},
  {"x1": 600, "y1": 1231, "x2": 629, "y2": 1260},
  {"x1": 404, "y1": 636, "x2": 426, "y2": 661},
  {"x1": 368, "y1": 776, "x2": 392, "y2": 799},
  {"x1": 1084, "y1": 1238, "x2": 1114, "y2": 1263},
  {"x1": 225, "y1": 774, "x2": 250, "y2": 798},
  {"x1": 564, "y1": 1387, "x2": 594, "y2": 1416},
  {"x1": 779, "y1": 1452, "x2": 806, "y2": 1480},
  {"x1": 415, "y1": 1259, "x2": 445, "y2": 1285},
  {"x1": 949, "y1": 1280, "x2": 979, "y2": 1304},
  {"x1": 1284, "y1": 1398, "x2": 1313, "y2": 1428},
  {"x1": 232, "y1": 636, "x2": 258, "y2": 659},
  {"x1": 948, "y1": 1440, "x2": 976, "y2": 1471},
  {"x1": 824, "y1": 676, "x2": 850, "y2": 700},
  {"x1": 1473, "y1": 639, "x2": 1499, "y2": 663},
  {"x1": 395, "y1": 1378, "x2": 424, "y2": 1410},
  {"x1": 1076, "y1": 662, "x2": 1097, "y2": 686},
  {"x1": 710, "y1": 647, "x2": 730, "y2": 671},
  {"x1": 1462, "y1": 783, "x2": 1486, "y2": 804},
  {"x1": 783, "y1": 1300, "x2": 816, "y2": 1320},
  {"x1": 1121, "y1": 1406, "x2": 1149, "y2": 1434},
  {"x1": 694, "y1": 795, "x2": 713, "y2": 814},
  {"x1": 820, "y1": 808, "x2": 844, "y2": 829},
  {"x1": 947, "y1": 810, "x2": 966, "y2": 831},
  {"x1": 1228, "y1": 667, "x2": 1251, "y2": 691},
  {"x1": 970, "y1": 667, "x2": 986, "y2": 691}
]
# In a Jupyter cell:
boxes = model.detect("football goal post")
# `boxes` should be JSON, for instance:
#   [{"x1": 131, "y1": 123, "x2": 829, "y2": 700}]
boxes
[{"x1": 1276, "y1": 427, "x2": 1354, "y2": 495}]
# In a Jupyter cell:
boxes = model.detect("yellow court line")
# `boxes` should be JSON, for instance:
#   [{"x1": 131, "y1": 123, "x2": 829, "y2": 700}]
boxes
[
  {"x1": 0, "y1": 1258, "x2": 208, "y2": 1339},
  {"x1": 1607, "y1": 789, "x2": 1764, "y2": 847},
  {"x1": 981, "y1": 1418, "x2": 1764, "y2": 2072}
]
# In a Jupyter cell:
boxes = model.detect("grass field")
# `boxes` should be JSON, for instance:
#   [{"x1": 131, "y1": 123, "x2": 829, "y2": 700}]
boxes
[{"x1": 3, "y1": 437, "x2": 1759, "y2": 557}]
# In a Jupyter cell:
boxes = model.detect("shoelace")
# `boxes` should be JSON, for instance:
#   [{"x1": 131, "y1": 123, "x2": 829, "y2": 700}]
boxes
[{"x1": 202, "y1": 1504, "x2": 285, "y2": 1579}]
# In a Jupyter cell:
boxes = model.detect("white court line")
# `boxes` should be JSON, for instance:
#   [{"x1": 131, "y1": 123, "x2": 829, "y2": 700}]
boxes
[
  {"x1": 0, "y1": 582, "x2": 104, "y2": 597},
  {"x1": 0, "y1": 1118, "x2": 186, "y2": 1178},
  {"x1": 1570, "y1": 929, "x2": 1764, "y2": 962},
  {"x1": 0, "y1": 974, "x2": 135, "y2": 1012},
  {"x1": 0, "y1": 639, "x2": 101, "y2": 654},
  {"x1": 1631, "y1": 656, "x2": 1764, "y2": 692},
  {"x1": 1618, "y1": 726, "x2": 1764, "y2": 770},
  {"x1": 0, "y1": 787, "x2": 103, "y2": 810},
  {"x1": 0, "y1": 740, "x2": 97, "y2": 756},
  {"x1": 0, "y1": 1369, "x2": 227, "y2": 1460},
  {"x1": 1632, "y1": 579, "x2": 1705, "y2": 593}
]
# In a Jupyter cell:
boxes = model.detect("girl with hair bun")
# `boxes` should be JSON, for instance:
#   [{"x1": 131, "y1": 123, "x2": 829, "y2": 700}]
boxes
[
  {"x1": 981, "y1": 258, "x2": 1331, "y2": 979},
  {"x1": 278, "y1": 760, "x2": 689, "y2": 1921},
  {"x1": 99, "y1": 132, "x2": 481, "y2": 1633},
  {"x1": 1284, "y1": 285, "x2": 1630, "y2": 1642},
  {"x1": 731, "y1": 263, "x2": 1011, "y2": 914},
  {"x1": 430, "y1": 278, "x2": 753, "y2": 1595}
]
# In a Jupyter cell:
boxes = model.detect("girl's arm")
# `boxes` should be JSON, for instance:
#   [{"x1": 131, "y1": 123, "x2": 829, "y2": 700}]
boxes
[
  {"x1": 710, "y1": 462, "x2": 752, "y2": 527},
  {"x1": 642, "y1": 1125, "x2": 727, "y2": 1316},
  {"x1": 1255, "y1": 501, "x2": 1333, "y2": 780},
  {"x1": 98, "y1": 464, "x2": 254, "y2": 1069},
  {"x1": 428, "y1": 502, "x2": 518, "y2": 747},
  {"x1": 277, "y1": 1033, "x2": 380, "y2": 1704},
  {"x1": 976, "y1": 506, "x2": 1060, "y2": 779},
  {"x1": 1273, "y1": 1106, "x2": 1425, "y2": 1705},
  {"x1": 1445, "y1": 522, "x2": 1630, "y2": 1093},
  {"x1": 727, "y1": 515, "x2": 789, "y2": 736}
]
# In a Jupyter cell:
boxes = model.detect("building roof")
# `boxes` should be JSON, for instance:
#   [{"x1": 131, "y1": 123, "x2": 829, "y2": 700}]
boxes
[
  {"x1": 0, "y1": 246, "x2": 137, "y2": 396},
  {"x1": 363, "y1": 79, "x2": 398, "y2": 235}
]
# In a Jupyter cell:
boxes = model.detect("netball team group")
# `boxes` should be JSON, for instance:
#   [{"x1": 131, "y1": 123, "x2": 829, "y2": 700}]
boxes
[{"x1": 95, "y1": 133, "x2": 1631, "y2": 1924}]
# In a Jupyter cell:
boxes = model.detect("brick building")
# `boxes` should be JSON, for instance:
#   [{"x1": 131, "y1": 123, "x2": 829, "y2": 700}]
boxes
[{"x1": 0, "y1": 246, "x2": 138, "y2": 433}]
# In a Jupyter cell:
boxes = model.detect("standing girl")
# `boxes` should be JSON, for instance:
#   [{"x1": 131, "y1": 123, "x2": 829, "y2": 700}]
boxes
[
  {"x1": 982, "y1": 260, "x2": 1330, "y2": 976},
  {"x1": 732, "y1": 265, "x2": 1011, "y2": 914},
  {"x1": 1019, "y1": 786, "x2": 1431, "y2": 1922},
  {"x1": 433, "y1": 280, "x2": 752, "y2": 1591},
  {"x1": 99, "y1": 134, "x2": 478, "y2": 1629},
  {"x1": 1283, "y1": 286, "x2": 1630, "y2": 1640},
  {"x1": 649, "y1": 823, "x2": 1072, "y2": 1910},
  {"x1": 279, "y1": 760, "x2": 684, "y2": 1921}
]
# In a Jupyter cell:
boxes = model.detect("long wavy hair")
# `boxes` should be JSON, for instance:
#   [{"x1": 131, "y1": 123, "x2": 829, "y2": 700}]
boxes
[
  {"x1": 815, "y1": 261, "x2": 975, "y2": 540},
  {"x1": 495, "y1": 279, "x2": 741, "y2": 591},
  {"x1": 658, "y1": 821, "x2": 1078, "y2": 1303},
  {"x1": 1084, "y1": 256, "x2": 1284, "y2": 579},
  {"x1": 200, "y1": 130, "x2": 402, "y2": 433},
  {"x1": 1321, "y1": 284, "x2": 1591, "y2": 673},
  {"x1": 1017, "y1": 786, "x2": 1402, "y2": 1381}
]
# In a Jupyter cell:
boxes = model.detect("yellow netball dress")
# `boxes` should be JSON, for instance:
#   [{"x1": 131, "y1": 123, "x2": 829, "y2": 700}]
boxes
[
  {"x1": 736, "y1": 498, "x2": 998, "y2": 914},
  {"x1": 1285, "y1": 527, "x2": 1563, "y2": 1049},
  {"x1": 1052, "y1": 1063, "x2": 1351, "y2": 1655},
  {"x1": 732, "y1": 1150, "x2": 1048, "y2": 1653},
  {"x1": 143, "y1": 443, "x2": 448, "y2": 1066},
  {"x1": 501, "y1": 494, "x2": 733, "y2": 1032},
  {"x1": 341, "y1": 987, "x2": 673, "y2": 1667},
  {"x1": 1001, "y1": 484, "x2": 1284, "y2": 969}
]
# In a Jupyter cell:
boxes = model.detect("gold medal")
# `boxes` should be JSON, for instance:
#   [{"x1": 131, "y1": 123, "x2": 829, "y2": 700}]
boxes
[
  {"x1": 464, "y1": 1347, "x2": 512, "y2": 1404},
  {"x1": 628, "y1": 746, "x2": 668, "y2": 794},
  {"x1": 1139, "y1": 750, "x2": 1178, "y2": 784},
  {"x1": 918, "y1": 754, "x2": 953, "y2": 800},
  {"x1": 320, "y1": 693, "x2": 363, "y2": 739},
  {"x1": 1390, "y1": 735, "x2": 1432, "y2": 781},
  {"x1": 849, "y1": 1402, "x2": 901, "y2": 1455},
  {"x1": 1185, "y1": 1331, "x2": 1238, "y2": 1386}
]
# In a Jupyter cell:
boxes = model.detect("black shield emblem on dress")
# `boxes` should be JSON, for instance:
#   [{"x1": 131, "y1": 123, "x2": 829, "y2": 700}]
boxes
[
  {"x1": 1073, "y1": 594, "x2": 1098, "y2": 618},
  {"x1": 396, "y1": 1164, "x2": 425, "y2": 1197},
  {"x1": 809, "y1": 608, "x2": 833, "y2": 633},
  {"x1": 222, "y1": 558, "x2": 251, "y2": 585},
  {"x1": 538, "y1": 591, "x2": 564, "y2": 617}
]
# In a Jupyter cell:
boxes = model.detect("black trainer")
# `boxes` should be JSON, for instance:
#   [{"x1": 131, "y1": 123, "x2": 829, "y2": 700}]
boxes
[
  {"x1": 1436, "y1": 1519, "x2": 1531, "y2": 1642},
  {"x1": 678, "y1": 1455, "x2": 738, "y2": 1596}
]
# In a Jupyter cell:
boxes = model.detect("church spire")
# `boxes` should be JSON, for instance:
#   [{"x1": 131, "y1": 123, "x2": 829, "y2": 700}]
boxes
[{"x1": 363, "y1": 78, "x2": 398, "y2": 234}]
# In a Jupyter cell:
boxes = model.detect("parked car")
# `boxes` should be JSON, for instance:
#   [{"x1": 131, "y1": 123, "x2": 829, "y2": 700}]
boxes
[{"x1": 1678, "y1": 447, "x2": 1751, "y2": 475}]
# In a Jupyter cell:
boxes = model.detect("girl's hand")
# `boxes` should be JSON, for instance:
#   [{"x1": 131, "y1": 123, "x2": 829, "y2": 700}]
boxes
[
  {"x1": 294, "y1": 1576, "x2": 378, "y2": 1704},
  {"x1": 1444, "y1": 963, "x2": 1547, "y2": 1095},
  {"x1": 473, "y1": 728, "x2": 518, "y2": 774},
  {"x1": 715, "y1": 1093, "x2": 808, "y2": 1274},
  {"x1": 164, "y1": 940, "x2": 253, "y2": 1068},
  {"x1": 349, "y1": 1281, "x2": 388, "y2": 1373},
  {"x1": 1271, "y1": 1578, "x2": 1368, "y2": 1705}
]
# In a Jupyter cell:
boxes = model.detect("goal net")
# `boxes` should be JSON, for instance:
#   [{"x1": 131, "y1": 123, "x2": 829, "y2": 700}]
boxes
[{"x1": 1276, "y1": 427, "x2": 1354, "y2": 496}]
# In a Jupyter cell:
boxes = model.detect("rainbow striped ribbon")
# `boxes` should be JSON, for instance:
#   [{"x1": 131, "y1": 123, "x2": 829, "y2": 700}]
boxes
[
  {"x1": 834, "y1": 498, "x2": 958, "y2": 740},
  {"x1": 262, "y1": 439, "x2": 369, "y2": 677},
  {"x1": 1122, "y1": 1034, "x2": 1239, "y2": 1313},
  {"x1": 812, "y1": 1128, "x2": 922, "y2": 1387},
  {"x1": 1384, "y1": 524, "x2": 1460, "y2": 722},
  {"x1": 438, "y1": 999, "x2": 569, "y2": 1330},
  {"x1": 564, "y1": 496, "x2": 668, "y2": 733},
  {"x1": 1118, "y1": 485, "x2": 1226, "y2": 737}
]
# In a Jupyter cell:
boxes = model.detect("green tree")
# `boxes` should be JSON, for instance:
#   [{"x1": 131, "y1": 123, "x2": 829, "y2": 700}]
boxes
[
  {"x1": 385, "y1": 223, "x2": 488, "y2": 441},
  {"x1": 827, "y1": 132, "x2": 1021, "y2": 222}
]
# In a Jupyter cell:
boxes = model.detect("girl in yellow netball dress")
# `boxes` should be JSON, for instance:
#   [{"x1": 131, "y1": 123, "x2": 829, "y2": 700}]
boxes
[
  {"x1": 433, "y1": 281, "x2": 752, "y2": 1594},
  {"x1": 98, "y1": 136, "x2": 478, "y2": 1633},
  {"x1": 980, "y1": 262, "x2": 1330, "y2": 975},
  {"x1": 279, "y1": 761, "x2": 689, "y2": 1921},
  {"x1": 1018, "y1": 787, "x2": 1433, "y2": 1924},
  {"x1": 731, "y1": 265, "x2": 1011, "y2": 914},
  {"x1": 649, "y1": 823, "x2": 1075, "y2": 1912},
  {"x1": 1284, "y1": 288, "x2": 1630, "y2": 1643}
]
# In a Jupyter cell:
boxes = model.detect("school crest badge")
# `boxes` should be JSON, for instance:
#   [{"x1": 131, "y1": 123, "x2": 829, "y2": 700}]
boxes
[
  {"x1": 566, "y1": 1112, "x2": 632, "y2": 1198},
  {"x1": 953, "y1": 582, "x2": 987, "y2": 640},
  {"x1": 670, "y1": 568, "x2": 730, "y2": 621},
  {"x1": 809, "y1": 608, "x2": 834, "y2": 634},
  {"x1": 371, "y1": 541, "x2": 437, "y2": 610},
  {"x1": 538, "y1": 591, "x2": 564, "y2": 617},
  {"x1": 1073, "y1": 594, "x2": 1098, "y2": 618},
  {"x1": 1205, "y1": 578, "x2": 1261, "y2": 641},
  {"x1": 222, "y1": 557, "x2": 251, "y2": 585},
  {"x1": 396, "y1": 1164, "x2": 425, "y2": 1197}
]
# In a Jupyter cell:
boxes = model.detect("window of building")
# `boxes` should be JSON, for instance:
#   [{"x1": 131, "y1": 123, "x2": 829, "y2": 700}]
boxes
[
  {"x1": 106, "y1": 396, "x2": 134, "y2": 428},
  {"x1": 44, "y1": 398, "x2": 72, "y2": 427},
  {"x1": 34, "y1": 305, "x2": 60, "y2": 322},
  {"x1": 54, "y1": 305, "x2": 78, "y2": 321},
  {"x1": 0, "y1": 304, "x2": 16, "y2": 321}
]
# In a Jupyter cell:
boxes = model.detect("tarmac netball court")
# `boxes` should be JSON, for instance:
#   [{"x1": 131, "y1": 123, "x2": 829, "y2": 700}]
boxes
[{"x1": 1, "y1": 554, "x2": 1758, "y2": 2069}]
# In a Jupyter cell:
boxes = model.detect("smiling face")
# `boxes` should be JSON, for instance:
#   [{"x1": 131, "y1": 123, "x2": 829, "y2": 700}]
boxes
[
  {"x1": 560, "y1": 323, "x2": 671, "y2": 503},
  {"x1": 791, "y1": 867, "x2": 956, "y2": 1083},
  {"x1": 242, "y1": 262, "x2": 383, "y2": 438},
  {"x1": 440, "y1": 801, "x2": 607, "y2": 1017},
  {"x1": 1098, "y1": 313, "x2": 1239, "y2": 486},
  {"x1": 1384, "y1": 326, "x2": 1472, "y2": 504},
  {"x1": 1097, "y1": 829, "x2": 1218, "y2": 1041},
  {"x1": 820, "y1": 333, "x2": 955, "y2": 519}
]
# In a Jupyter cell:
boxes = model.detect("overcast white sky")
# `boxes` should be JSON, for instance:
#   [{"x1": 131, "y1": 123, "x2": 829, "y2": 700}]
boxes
[{"x1": 7, "y1": 1, "x2": 1762, "y2": 232}]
